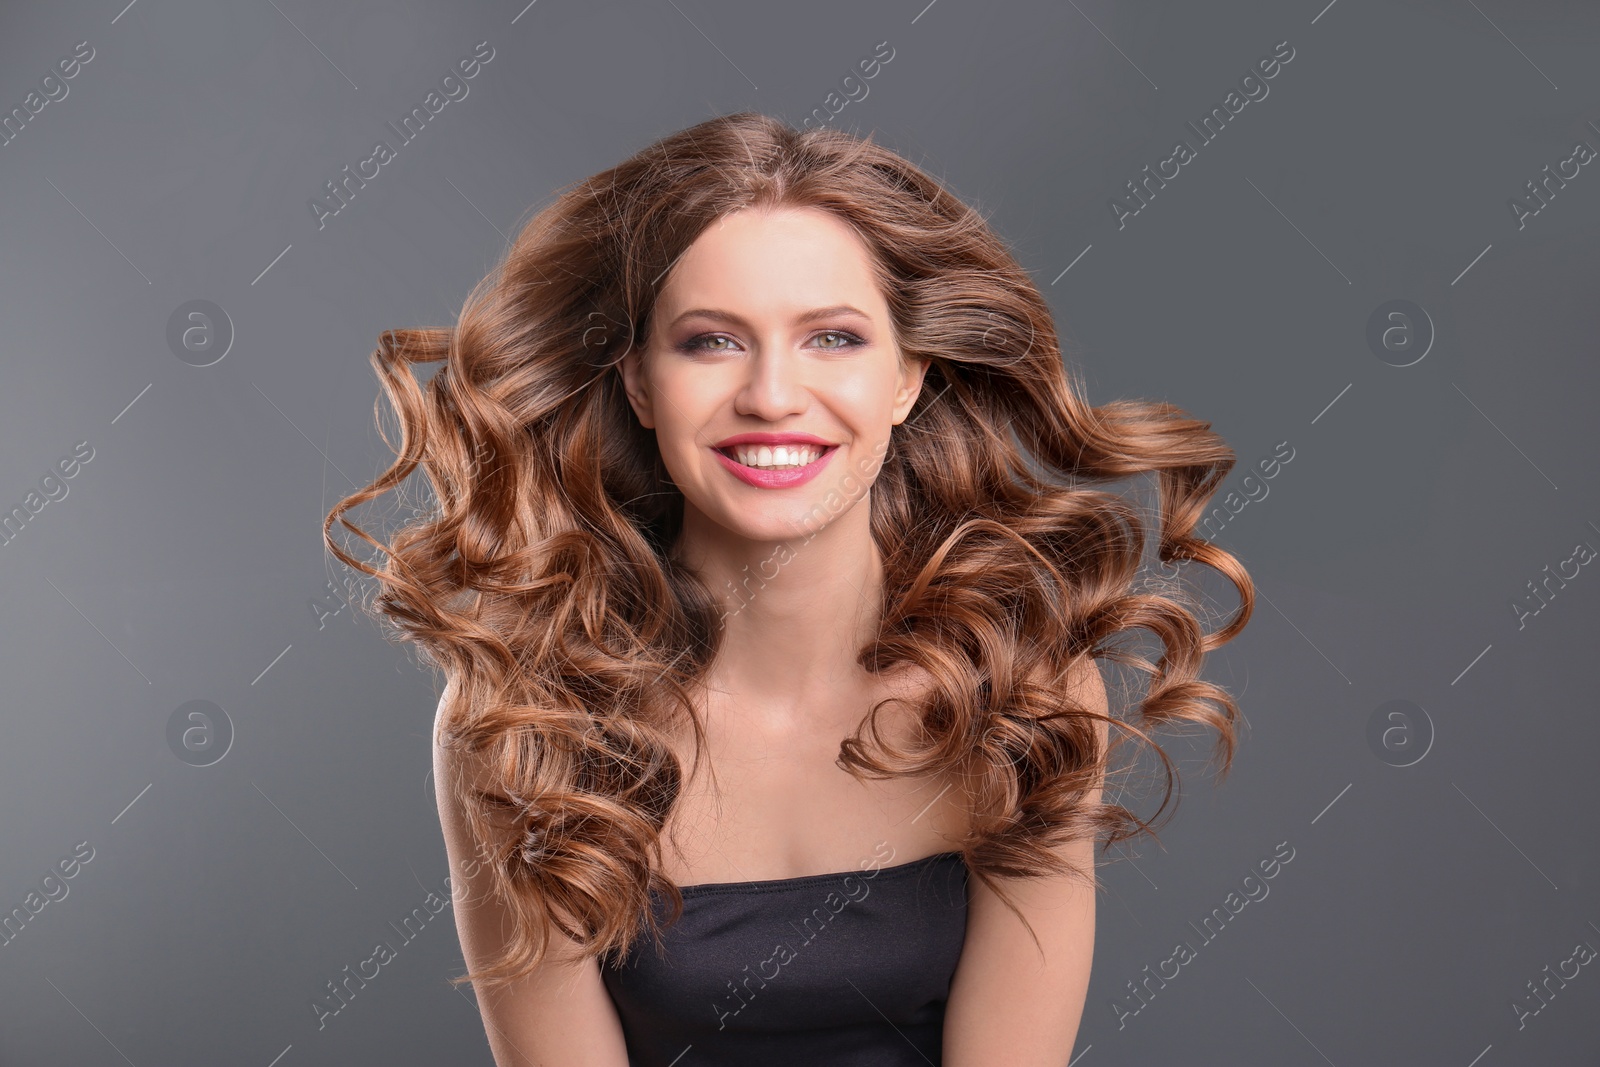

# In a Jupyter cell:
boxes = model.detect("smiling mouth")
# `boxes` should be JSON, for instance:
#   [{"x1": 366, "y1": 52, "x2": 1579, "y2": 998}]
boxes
[{"x1": 716, "y1": 443, "x2": 834, "y2": 470}]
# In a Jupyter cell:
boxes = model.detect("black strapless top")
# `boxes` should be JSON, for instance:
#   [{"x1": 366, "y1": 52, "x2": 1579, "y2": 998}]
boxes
[{"x1": 600, "y1": 850, "x2": 969, "y2": 1066}]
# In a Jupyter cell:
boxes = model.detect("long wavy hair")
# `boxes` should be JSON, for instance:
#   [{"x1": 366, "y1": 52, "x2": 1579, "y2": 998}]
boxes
[{"x1": 323, "y1": 111, "x2": 1252, "y2": 992}]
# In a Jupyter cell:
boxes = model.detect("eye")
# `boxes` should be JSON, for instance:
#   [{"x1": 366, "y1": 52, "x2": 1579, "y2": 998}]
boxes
[
  {"x1": 679, "y1": 333, "x2": 738, "y2": 353},
  {"x1": 677, "y1": 330, "x2": 867, "y2": 354},
  {"x1": 813, "y1": 330, "x2": 866, "y2": 350}
]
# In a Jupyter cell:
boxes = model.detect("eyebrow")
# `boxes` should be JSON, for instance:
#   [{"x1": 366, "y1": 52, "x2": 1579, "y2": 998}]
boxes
[{"x1": 667, "y1": 305, "x2": 873, "y2": 329}]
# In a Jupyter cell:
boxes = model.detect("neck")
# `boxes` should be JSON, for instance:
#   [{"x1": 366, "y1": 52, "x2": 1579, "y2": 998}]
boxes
[{"x1": 674, "y1": 500, "x2": 882, "y2": 711}]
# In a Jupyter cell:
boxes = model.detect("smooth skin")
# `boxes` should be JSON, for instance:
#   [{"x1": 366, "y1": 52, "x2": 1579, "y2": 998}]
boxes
[{"x1": 436, "y1": 205, "x2": 1102, "y2": 1065}]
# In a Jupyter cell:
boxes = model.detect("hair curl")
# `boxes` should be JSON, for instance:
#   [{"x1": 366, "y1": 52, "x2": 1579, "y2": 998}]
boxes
[{"x1": 323, "y1": 111, "x2": 1252, "y2": 992}]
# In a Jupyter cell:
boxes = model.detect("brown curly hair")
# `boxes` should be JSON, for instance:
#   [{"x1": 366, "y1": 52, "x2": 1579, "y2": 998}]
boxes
[{"x1": 322, "y1": 111, "x2": 1252, "y2": 992}]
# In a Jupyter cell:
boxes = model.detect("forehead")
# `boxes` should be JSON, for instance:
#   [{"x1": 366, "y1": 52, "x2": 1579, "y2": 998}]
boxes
[{"x1": 655, "y1": 206, "x2": 886, "y2": 318}]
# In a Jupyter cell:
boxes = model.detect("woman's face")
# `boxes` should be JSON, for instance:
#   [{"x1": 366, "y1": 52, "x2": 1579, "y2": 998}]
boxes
[{"x1": 620, "y1": 206, "x2": 928, "y2": 548}]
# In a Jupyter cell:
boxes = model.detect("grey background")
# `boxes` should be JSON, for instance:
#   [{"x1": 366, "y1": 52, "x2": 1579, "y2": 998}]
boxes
[{"x1": 2, "y1": 0, "x2": 1597, "y2": 1064}]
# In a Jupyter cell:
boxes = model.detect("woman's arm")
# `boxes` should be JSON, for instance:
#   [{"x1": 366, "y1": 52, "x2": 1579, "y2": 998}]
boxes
[
  {"x1": 433, "y1": 681, "x2": 632, "y2": 1067},
  {"x1": 941, "y1": 656, "x2": 1107, "y2": 1065}
]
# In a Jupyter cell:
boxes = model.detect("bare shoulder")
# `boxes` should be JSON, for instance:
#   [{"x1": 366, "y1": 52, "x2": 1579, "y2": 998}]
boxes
[
  {"x1": 941, "y1": 653, "x2": 1107, "y2": 1064},
  {"x1": 429, "y1": 674, "x2": 632, "y2": 1066}
]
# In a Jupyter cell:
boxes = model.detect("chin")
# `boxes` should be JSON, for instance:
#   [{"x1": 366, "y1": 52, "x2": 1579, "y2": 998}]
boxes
[{"x1": 720, "y1": 507, "x2": 836, "y2": 545}]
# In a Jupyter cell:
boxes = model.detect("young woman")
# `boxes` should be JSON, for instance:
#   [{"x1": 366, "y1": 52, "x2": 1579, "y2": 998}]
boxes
[{"x1": 325, "y1": 111, "x2": 1250, "y2": 1066}]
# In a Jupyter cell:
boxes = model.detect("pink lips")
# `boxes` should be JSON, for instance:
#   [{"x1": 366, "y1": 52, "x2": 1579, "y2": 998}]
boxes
[{"x1": 713, "y1": 443, "x2": 839, "y2": 489}]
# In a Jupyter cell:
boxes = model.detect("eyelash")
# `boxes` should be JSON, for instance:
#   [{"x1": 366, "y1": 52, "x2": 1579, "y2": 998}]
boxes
[{"x1": 676, "y1": 329, "x2": 867, "y2": 354}]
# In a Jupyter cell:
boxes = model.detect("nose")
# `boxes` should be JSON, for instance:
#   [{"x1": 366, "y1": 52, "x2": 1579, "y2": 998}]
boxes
[{"x1": 734, "y1": 344, "x2": 807, "y2": 422}]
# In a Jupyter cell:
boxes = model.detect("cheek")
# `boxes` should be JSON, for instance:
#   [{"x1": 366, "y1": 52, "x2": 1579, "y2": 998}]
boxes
[
  {"x1": 831, "y1": 367, "x2": 903, "y2": 423},
  {"x1": 656, "y1": 417, "x2": 706, "y2": 478},
  {"x1": 649, "y1": 370, "x2": 711, "y2": 439}
]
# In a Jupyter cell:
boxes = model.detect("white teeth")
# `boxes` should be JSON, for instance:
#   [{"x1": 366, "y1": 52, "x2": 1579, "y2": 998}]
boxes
[{"x1": 730, "y1": 444, "x2": 823, "y2": 470}]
